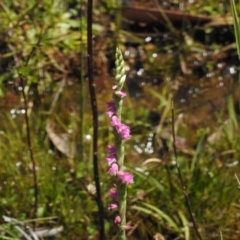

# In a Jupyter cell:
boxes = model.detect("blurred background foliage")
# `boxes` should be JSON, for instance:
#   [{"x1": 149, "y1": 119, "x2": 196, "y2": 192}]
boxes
[{"x1": 0, "y1": 0, "x2": 240, "y2": 239}]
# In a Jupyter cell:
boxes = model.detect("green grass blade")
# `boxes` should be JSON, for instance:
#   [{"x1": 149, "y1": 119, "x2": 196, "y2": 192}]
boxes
[
  {"x1": 143, "y1": 203, "x2": 179, "y2": 230},
  {"x1": 128, "y1": 167, "x2": 169, "y2": 199},
  {"x1": 178, "y1": 210, "x2": 190, "y2": 240},
  {"x1": 230, "y1": 0, "x2": 240, "y2": 59},
  {"x1": 147, "y1": 89, "x2": 168, "y2": 108},
  {"x1": 0, "y1": 237, "x2": 19, "y2": 240},
  {"x1": 228, "y1": 94, "x2": 238, "y2": 130},
  {"x1": 131, "y1": 203, "x2": 179, "y2": 232},
  {"x1": 190, "y1": 131, "x2": 207, "y2": 173},
  {"x1": 220, "y1": 231, "x2": 223, "y2": 240}
]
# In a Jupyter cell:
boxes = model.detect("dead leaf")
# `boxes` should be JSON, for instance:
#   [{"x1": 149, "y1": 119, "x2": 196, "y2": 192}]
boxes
[
  {"x1": 46, "y1": 121, "x2": 75, "y2": 159},
  {"x1": 122, "y1": 6, "x2": 211, "y2": 25},
  {"x1": 154, "y1": 233, "x2": 165, "y2": 240}
]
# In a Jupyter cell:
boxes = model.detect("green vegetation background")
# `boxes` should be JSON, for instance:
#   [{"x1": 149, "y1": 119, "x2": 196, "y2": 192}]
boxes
[{"x1": 0, "y1": 0, "x2": 240, "y2": 239}]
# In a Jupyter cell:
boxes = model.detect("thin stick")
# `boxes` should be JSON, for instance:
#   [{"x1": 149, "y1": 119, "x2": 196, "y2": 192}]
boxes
[
  {"x1": 7, "y1": 24, "x2": 41, "y2": 223},
  {"x1": 87, "y1": 0, "x2": 105, "y2": 239},
  {"x1": 171, "y1": 99, "x2": 203, "y2": 240},
  {"x1": 20, "y1": 78, "x2": 38, "y2": 222},
  {"x1": 19, "y1": 30, "x2": 43, "y2": 223}
]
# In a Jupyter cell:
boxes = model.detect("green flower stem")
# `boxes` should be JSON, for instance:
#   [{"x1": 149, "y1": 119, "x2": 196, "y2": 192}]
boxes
[
  {"x1": 118, "y1": 181, "x2": 127, "y2": 239},
  {"x1": 115, "y1": 132, "x2": 127, "y2": 239},
  {"x1": 114, "y1": 47, "x2": 127, "y2": 239}
]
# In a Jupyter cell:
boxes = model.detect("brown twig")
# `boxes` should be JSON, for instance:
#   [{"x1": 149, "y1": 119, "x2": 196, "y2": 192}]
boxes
[
  {"x1": 15, "y1": 45, "x2": 40, "y2": 226},
  {"x1": 87, "y1": 0, "x2": 105, "y2": 239},
  {"x1": 171, "y1": 99, "x2": 203, "y2": 240},
  {"x1": 18, "y1": 27, "x2": 43, "y2": 223},
  {"x1": 20, "y1": 78, "x2": 38, "y2": 223}
]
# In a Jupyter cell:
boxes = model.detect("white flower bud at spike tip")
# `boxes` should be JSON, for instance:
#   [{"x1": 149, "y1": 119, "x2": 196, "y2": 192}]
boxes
[
  {"x1": 119, "y1": 74, "x2": 126, "y2": 85},
  {"x1": 115, "y1": 47, "x2": 126, "y2": 88}
]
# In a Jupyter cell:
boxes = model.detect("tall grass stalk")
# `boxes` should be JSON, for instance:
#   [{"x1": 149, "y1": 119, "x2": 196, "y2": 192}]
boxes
[
  {"x1": 80, "y1": 0, "x2": 86, "y2": 163},
  {"x1": 230, "y1": 0, "x2": 240, "y2": 60},
  {"x1": 18, "y1": 34, "x2": 43, "y2": 222},
  {"x1": 20, "y1": 78, "x2": 38, "y2": 222},
  {"x1": 87, "y1": 0, "x2": 105, "y2": 238},
  {"x1": 171, "y1": 99, "x2": 203, "y2": 240},
  {"x1": 230, "y1": 0, "x2": 240, "y2": 115}
]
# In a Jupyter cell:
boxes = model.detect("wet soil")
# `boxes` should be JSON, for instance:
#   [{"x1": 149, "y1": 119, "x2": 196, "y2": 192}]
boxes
[{"x1": 0, "y1": 0, "x2": 239, "y2": 156}]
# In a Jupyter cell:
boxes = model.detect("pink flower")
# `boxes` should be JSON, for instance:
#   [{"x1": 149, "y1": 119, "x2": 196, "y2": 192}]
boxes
[
  {"x1": 120, "y1": 124, "x2": 131, "y2": 141},
  {"x1": 114, "y1": 215, "x2": 121, "y2": 224},
  {"x1": 115, "y1": 91, "x2": 126, "y2": 98},
  {"x1": 108, "y1": 203, "x2": 118, "y2": 210},
  {"x1": 115, "y1": 123, "x2": 131, "y2": 141},
  {"x1": 106, "y1": 102, "x2": 115, "y2": 117},
  {"x1": 108, "y1": 163, "x2": 119, "y2": 176},
  {"x1": 118, "y1": 171, "x2": 134, "y2": 184},
  {"x1": 107, "y1": 145, "x2": 116, "y2": 155},
  {"x1": 110, "y1": 116, "x2": 121, "y2": 127},
  {"x1": 105, "y1": 155, "x2": 116, "y2": 165},
  {"x1": 109, "y1": 188, "x2": 118, "y2": 198},
  {"x1": 109, "y1": 114, "x2": 131, "y2": 141},
  {"x1": 106, "y1": 110, "x2": 115, "y2": 118},
  {"x1": 106, "y1": 101, "x2": 115, "y2": 110}
]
